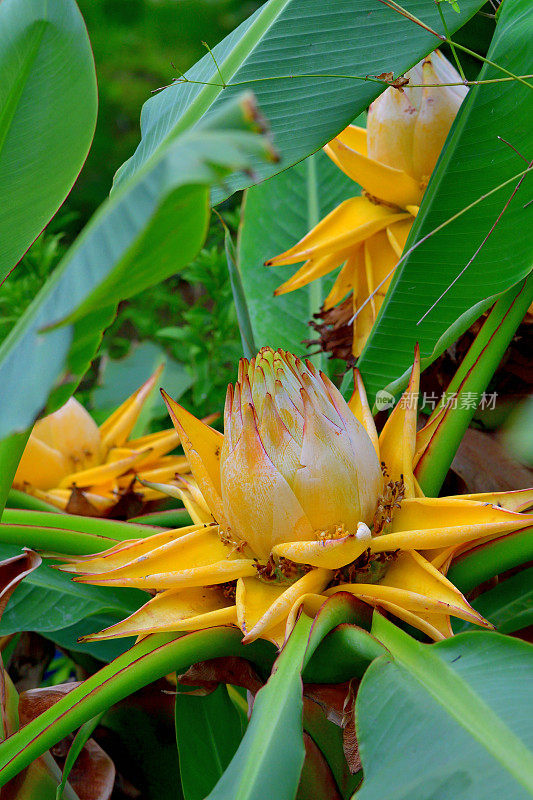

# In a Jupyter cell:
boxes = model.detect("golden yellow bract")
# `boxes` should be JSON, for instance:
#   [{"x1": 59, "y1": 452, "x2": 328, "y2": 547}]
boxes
[
  {"x1": 267, "y1": 51, "x2": 468, "y2": 356},
  {"x1": 60, "y1": 348, "x2": 533, "y2": 648},
  {"x1": 13, "y1": 368, "x2": 192, "y2": 516}
]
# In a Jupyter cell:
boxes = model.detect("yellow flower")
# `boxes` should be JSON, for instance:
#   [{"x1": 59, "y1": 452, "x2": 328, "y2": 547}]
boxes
[
  {"x1": 60, "y1": 348, "x2": 533, "y2": 647},
  {"x1": 267, "y1": 51, "x2": 468, "y2": 356},
  {"x1": 13, "y1": 369, "x2": 192, "y2": 516}
]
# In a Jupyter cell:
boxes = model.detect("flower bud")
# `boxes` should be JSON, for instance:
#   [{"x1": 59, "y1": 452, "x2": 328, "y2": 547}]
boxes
[
  {"x1": 367, "y1": 51, "x2": 467, "y2": 186},
  {"x1": 220, "y1": 348, "x2": 382, "y2": 559},
  {"x1": 15, "y1": 398, "x2": 102, "y2": 490}
]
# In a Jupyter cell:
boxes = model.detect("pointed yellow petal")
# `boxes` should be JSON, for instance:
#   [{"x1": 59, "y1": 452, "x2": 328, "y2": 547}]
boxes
[
  {"x1": 381, "y1": 550, "x2": 491, "y2": 629},
  {"x1": 29, "y1": 488, "x2": 69, "y2": 511},
  {"x1": 176, "y1": 477, "x2": 214, "y2": 524},
  {"x1": 82, "y1": 587, "x2": 236, "y2": 640},
  {"x1": 240, "y1": 568, "x2": 331, "y2": 643},
  {"x1": 444, "y1": 488, "x2": 533, "y2": 513},
  {"x1": 324, "y1": 138, "x2": 423, "y2": 208},
  {"x1": 329, "y1": 125, "x2": 368, "y2": 157},
  {"x1": 363, "y1": 230, "x2": 398, "y2": 321},
  {"x1": 99, "y1": 366, "x2": 163, "y2": 450},
  {"x1": 162, "y1": 390, "x2": 226, "y2": 525},
  {"x1": 236, "y1": 577, "x2": 286, "y2": 636},
  {"x1": 274, "y1": 252, "x2": 342, "y2": 296},
  {"x1": 379, "y1": 346, "x2": 420, "y2": 498},
  {"x1": 273, "y1": 532, "x2": 370, "y2": 570},
  {"x1": 284, "y1": 593, "x2": 327, "y2": 641},
  {"x1": 136, "y1": 456, "x2": 191, "y2": 483},
  {"x1": 266, "y1": 197, "x2": 408, "y2": 266},
  {"x1": 352, "y1": 271, "x2": 376, "y2": 357},
  {"x1": 76, "y1": 558, "x2": 257, "y2": 591},
  {"x1": 57, "y1": 452, "x2": 146, "y2": 489},
  {"x1": 413, "y1": 405, "x2": 447, "y2": 468},
  {"x1": 370, "y1": 598, "x2": 452, "y2": 641},
  {"x1": 161, "y1": 391, "x2": 223, "y2": 493},
  {"x1": 59, "y1": 525, "x2": 202, "y2": 573},
  {"x1": 374, "y1": 497, "x2": 533, "y2": 551},
  {"x1": 128, "y1": 428, "x2": 181, "y2": 465},
  {"x1": 386, "y1": 218, "x2": 413, "y2": 258},
  {"x1": 327, "y1": 574, "x2": 491, "y2": 636},
  {"x1": 323, "y1": 251, "x2": 361, "y2": 310},
  {"x1": 73, "y1": 526, "x2": 256, "y2": 589},
  {"x1": 348, "y1": 369, "x2": 379, "y2": 459}
]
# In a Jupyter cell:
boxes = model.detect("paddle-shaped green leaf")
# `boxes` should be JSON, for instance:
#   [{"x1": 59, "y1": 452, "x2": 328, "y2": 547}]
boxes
[
  {"x1": 176, "y1": 685, "x2": 244, "y2": 800},
  {"x1": 0, "y1": 94, "x2": 273, "y2": 441},
  {"x1": 358, "y1": 0, "x2": 533, "y2": 403},
  {"x1": 0, "y1": 0, "x2": 97, "y2": 283},
  {"x1": 114, "y1": 0, "x2": 483, "y2": 201},
  {"x1": 239, "y1": 149, "x2": 354, "y2": 357},
  {"x1": 207, "y1": 614, "x2": 312, "y2": 800},
  {"x1": 355, "y1": 616, "x2": 533, "y2": 799}
]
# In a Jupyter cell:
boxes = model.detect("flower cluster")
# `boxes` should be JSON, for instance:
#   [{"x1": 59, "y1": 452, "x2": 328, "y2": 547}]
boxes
[
  {"x1": 267, "y1": 51, "x2": 468, "y2": 357},
  {"x1": 60, "y1": 348, "x2": 532, "y2": 647},
  {"x1": 13, "y1": 369, "x2": 196, "y2": 516}
]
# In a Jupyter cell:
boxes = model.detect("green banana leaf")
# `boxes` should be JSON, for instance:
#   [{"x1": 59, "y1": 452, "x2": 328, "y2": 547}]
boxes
[
  {"x1": 355, "y1": 616, "x2": 533, "y2": 800},
  {"x1": 114, "y1": 0, "x2": 483, "y2": 202},
  {"x1": 0, "y1": 0, "x2": 97, "y2": 283},
  {"x1": 239, "y1": 149, "x2": 354, "y2": 357}
]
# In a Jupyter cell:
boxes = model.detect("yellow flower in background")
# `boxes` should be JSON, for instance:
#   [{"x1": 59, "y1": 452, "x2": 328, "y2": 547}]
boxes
[
  {"x1": 60, "y1": 348, "x2": 533, "y2": 647},
  {"x1": 13, "y1": 369, "x2": 194, "y2": 516},
  {"x1": 267, "y1": 51, "x2": 468, "y2": 356}
]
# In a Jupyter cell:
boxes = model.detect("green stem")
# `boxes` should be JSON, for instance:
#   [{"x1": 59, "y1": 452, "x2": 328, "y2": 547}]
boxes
[
  {"x1": 0, "y1": 430, "x2": 30, "y2": 519},
  {"x1": 0, "y1": 524, "x2": 117, "y2": 556},
  {"x1": 1, "y1": 509, "x2": 163, "y2": 541},
  {"x1": 448, "y1": 528, "x2": 533, "y2": 594},
  {"x1": 415, "y1": 275, "x2": 533, "y2": 496},
  {"x1": 0, "y1": 628, "x2": 267, "y2": 785},
  {"x1": 436, "y1": 1, "x2": 466, "y2": 82},
  {"x1": 5, "y1": 489, "x2": 66, "y2": 513}
]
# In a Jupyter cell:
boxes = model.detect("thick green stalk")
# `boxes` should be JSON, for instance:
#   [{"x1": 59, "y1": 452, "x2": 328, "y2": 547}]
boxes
[
  {"x1": 416, "y1": 275, "x2": 533, "y2": 496},
  {"x1": 0, "y1": 628, "x2": 269, "y2": 786},
  {"x1": 6, "y1": 488, "x2": 66, "y2": 513},
  {"x1": 0, "y1": 430, "x2": 30, "y2": 519},
  {"x1": 1, "y1": 509, "x2": 163, "y2": 540},
  {"x1": 0, "y1": 524, "x2": 116, "y2": 556},
  {"x1": 448, "y1": 528, "x2": 533, "y2": 595}
]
